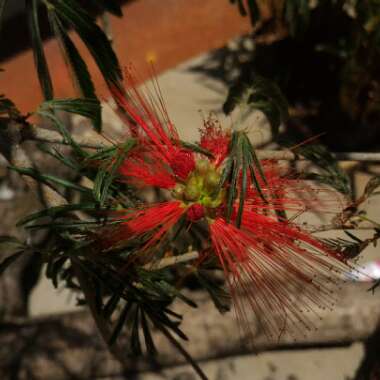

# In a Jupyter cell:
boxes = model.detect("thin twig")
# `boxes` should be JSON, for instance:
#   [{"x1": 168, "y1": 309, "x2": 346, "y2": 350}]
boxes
[
  {"x1": 256, "y1": 150, "x2": 380, "y2": 162},
  {"x1": 72, "y1": 259, "x2": 126, "y2": 363},
  {"x1": 21, "y1": 124, "x2": 109, "y2": 149},
  {"x1": 308, "y1": 224, "x2": 377, "y2": 233},
  {"x1": 21, "y1": 124, "x2": 380, "y2": 161},
  {"x1": 144, "y1": 251, "x2": 200, "y2": 270}
]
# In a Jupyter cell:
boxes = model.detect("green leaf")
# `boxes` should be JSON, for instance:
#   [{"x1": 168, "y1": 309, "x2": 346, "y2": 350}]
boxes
[
  {"x1": 48, "y1": 13, "x2": 101, "y2": 130},
  {"x1": 295, "y1": 144, "x2": 351, "y2": 195},
  {"x1": 26, "y1": 0, "x2": 54, "y2": 100},
  {"x1": 230, "y1": 0, "x2": 260, "y2": 25},
  {"x1": 17, "y1": 203, "x2": 98, "y2": 226},
  {"x1": 0, "y1": 95, "x2": 21, "y2": 118},
  {"x1": 219, "y1": 131, "x2": 267, "y2": 226},
  {"x1": 151, "y1": 321, "x2": 208, "y2": 380},
  {"x1": 93, "y1": 139, "x2": 136, "y2": 205},
  {"x1": 196, "y1": 270, "x2": 231, "y2": 314},
  {"x1": 36, "y1": 110, "x2": 86, "y2": 156},
  {"x1": 48, "y1": 0, "x2": 122, "y2": 87},
  {"x1": 364, "y1": 176, "x2": 380, "y2": 199},
  {"x1": 246, "y1": 0, "x2": 260, "y2": 25},
  {"x1": 0, "y1": 251, "x2": 24, "y2": 276},
  {"x1": 369, "y1": 280, "x2": 380, "y2": 293},
  {"x1": 103, "y1": 294, "x2": 121, "y2": 319},
  {"x1": 226, "y1": 145, "x2": 240, "y2": 223},
  {"x1": 47, "y1": 256, "x2": 67, "y2": 288},
  {"x1": 9, "y1": 165, "x2": 91, "y2": 194},
  {"x1": 140, "y1": 311, "x2": 157, "y2": 356},
  {"x1": 131, "y1": 307, "x2": 142, "y2": 355},
  {"x1": 0, "y1": 235, "x2": 24, "y2": 248},
  {"x1": 38, "y1": 144, "x2": 79, "y2": 171},
  {"x1": 230, "y1": 0, "x2": 246, "y2": 16},
  {"x1": 236, "y1": 142, "x2": 248, "y2": 227},
  {"x1": 322, "y1": 230, "x2": 380, "y2": 260},
  {"x1": 39, "y1": 98, "x2": 101, "y2": 132},
  {"x1": 109, "y1": 301, "x2": 133, "y2": 346},
  {"x1": 180, "y1": 140, "x2": 213, "y2": 158},
  {"x1": 223, "y1": 74, "x2": 289, "y2": 137}
]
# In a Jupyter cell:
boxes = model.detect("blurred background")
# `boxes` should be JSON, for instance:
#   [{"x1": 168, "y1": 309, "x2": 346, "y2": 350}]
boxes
[{"x1": 0, "y1": 1, "x2": 380, "y2": 379}]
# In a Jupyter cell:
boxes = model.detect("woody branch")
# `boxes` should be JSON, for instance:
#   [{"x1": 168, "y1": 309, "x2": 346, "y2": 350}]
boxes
[{"x1": 22, "y1": 122, "x2": 380, "y2": 162}]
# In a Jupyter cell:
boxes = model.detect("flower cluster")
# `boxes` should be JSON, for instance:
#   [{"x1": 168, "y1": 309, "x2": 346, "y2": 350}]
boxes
[{"x1": 106, "y1": 71, "x2": 350, "y2": 340}]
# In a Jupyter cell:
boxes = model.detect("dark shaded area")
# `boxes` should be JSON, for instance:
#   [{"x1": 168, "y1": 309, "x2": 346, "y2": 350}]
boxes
[
  {"x1": 354, "y1": 325, "x2": 380, "y2": 380},
  {"x1": 0, "y1": 317, "x2": 106, "y2": 380},
  {"x1": 0, "y1": 0, "x2": 132, "y2": 63},
  {"x1": 0, "y1": 314, "x2": 145, "y2": 380},
  {"x1": 189, "y1": 2, "x2": 380, "y2": 152}
]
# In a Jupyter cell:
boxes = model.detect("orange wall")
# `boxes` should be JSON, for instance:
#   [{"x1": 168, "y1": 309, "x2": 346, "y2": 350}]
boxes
[{"x1": 0, "y1": 0, "x2": 250, "y2": 113}]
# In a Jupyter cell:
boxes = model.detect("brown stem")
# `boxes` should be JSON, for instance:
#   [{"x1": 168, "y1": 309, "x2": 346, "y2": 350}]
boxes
[{"x1": 22, "y1": 123, "x2": 380, "y2": 162}]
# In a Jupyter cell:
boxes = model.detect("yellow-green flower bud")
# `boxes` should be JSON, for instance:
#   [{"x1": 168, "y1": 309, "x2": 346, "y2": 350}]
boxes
[
  {"x1": 172, "y1": 183, "x2": 185, "y2": 199},
  {"x1": 184, "y1": 176, "x2": 201, "y2": 201},
  {"x1": 204, "y1": 170, "x2": 220, "y2": 191},
  {"x1": 184, "y1": 184, "x2": 201, "y2": 201}
]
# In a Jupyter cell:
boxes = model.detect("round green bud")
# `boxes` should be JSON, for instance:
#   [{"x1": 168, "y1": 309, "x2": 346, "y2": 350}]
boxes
[
  {"x1": 204, "y1": 170, "x2": 220, "y2": 191},
  {"x1": 184, "y1": 182, "x2": 201, "y2": 201},
  {"x1": 195, "y1": 159, "x2": 210, "y2": 174}
]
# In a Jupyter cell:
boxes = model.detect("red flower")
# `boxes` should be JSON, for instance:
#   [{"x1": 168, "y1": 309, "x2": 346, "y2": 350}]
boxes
[{"x1": 107, "y1": 68, "x2": 350, "y2": 340}]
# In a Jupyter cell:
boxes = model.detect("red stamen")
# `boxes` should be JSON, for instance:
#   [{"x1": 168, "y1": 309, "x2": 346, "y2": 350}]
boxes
[
  {"x1": 119, "y1": 145, "x2": 176, "y2": 189},
  {"x1": 209, "y1": 216, "x2": 349, "y2": 340},
  {"x1": 199, "y1": 116, "x2": 231, "y2": 166},
  {"x1": 109, "y1": 201, "x2": 185, "y2": 250}
]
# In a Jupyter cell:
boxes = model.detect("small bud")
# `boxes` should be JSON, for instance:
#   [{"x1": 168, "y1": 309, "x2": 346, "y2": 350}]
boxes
[
  {"x1": 205, "y1": 170, "x2": 220, "y2": 191},
  {"x1": 184, "y1": 179, "x2": 201, "y2": 201},
  {"x1": 195, "y1": 159, "x2": 210, "y2": 174},
  {"x1": 187, "y1": 203, "x2": 205, "y2": 222},
  {"x1": 172, "y1": 184, "x2": 185, "y2": 199}
]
